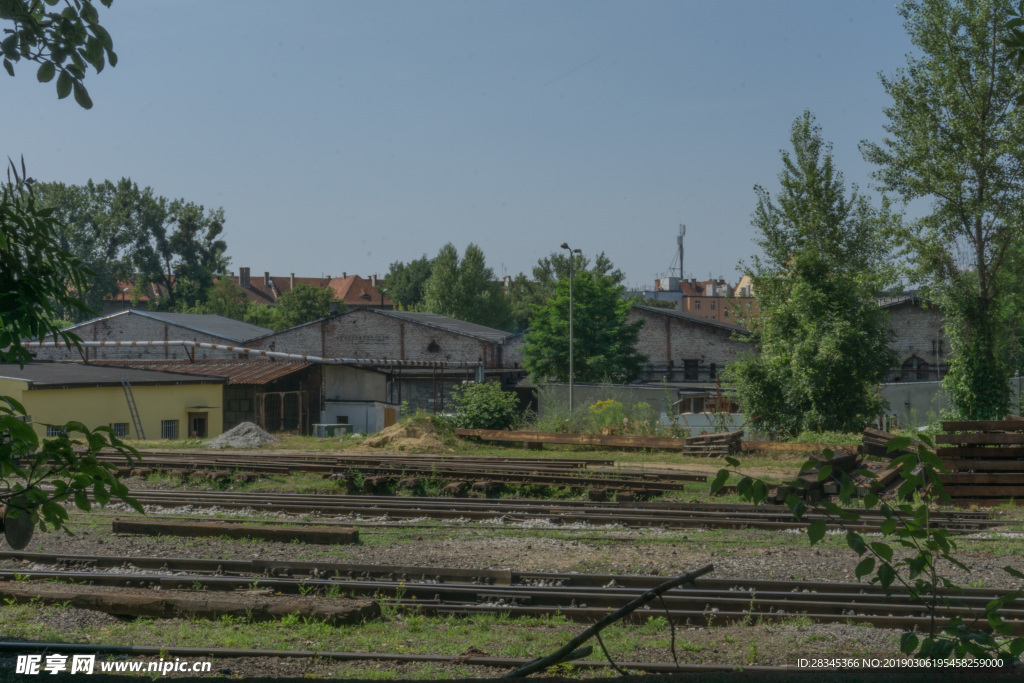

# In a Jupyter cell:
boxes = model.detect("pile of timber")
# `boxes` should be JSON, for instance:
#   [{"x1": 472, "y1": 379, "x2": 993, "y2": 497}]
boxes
[
  {"x1": 937, "y1": 420, "x2": 1024, "y2": 506},
  {"x1": 681, "y1": 430, "x2": 743, "y2": 457},
  {"x1": 453, "y1": 428, "x2": 743, "y2": 456},
  {"x1": 859, "y1": 428, "x2": 920, "y2": 459}
]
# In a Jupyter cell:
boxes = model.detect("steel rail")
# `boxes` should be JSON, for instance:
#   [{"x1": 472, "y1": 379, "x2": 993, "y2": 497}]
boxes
[
  {"x1": 64, "y1": 513, "x2": 1024, "y2": 543},
  {"x1": 2, "y1": 551, "x2": 1018, "y2": 599},
  {"x1": 112, "y1": 490, "x2": 1003, "y2": 532},
  {"x1": 2, "y1": 567, "x2": 1019, "y2": 634}
]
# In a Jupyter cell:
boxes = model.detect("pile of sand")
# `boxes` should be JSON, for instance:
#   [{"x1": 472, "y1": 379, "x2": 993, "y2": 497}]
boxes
[
  {"x1": 358, "y1": 417, "x2": 447, "y2": 452},
  {"x1": 204, "y1": 422, "x2": 279, "y2": 449}
]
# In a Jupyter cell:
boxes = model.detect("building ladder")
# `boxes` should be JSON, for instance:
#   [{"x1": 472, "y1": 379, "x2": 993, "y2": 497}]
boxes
[{"x1": 120, "y1": 377, "x2": 145, "y2": 440}]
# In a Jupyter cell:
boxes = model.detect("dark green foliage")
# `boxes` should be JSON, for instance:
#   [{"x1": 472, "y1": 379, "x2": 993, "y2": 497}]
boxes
[
  {"x1": 422, "y1": 242, "x2": 510, "y2": 329},
  {"x1": 1, "y1": 3, "x2": 139, "y2": 535},
  {"x1": 384, "y1": 255, "x2": 433, "y2": 310},
  {"x1": 523, "y1": 270, "x2": 646, "y2": 384},
  {"x1": 714, "y1": 437, "x2": 1024, "y2": 662},
  {"x1": 134, "y1": 196, "x2": 228, "y2": 311},
  {"x1": 0, "y1": 165, "x2": 141, "y2": 533},
  {"x1": 863, "y1": 0, "x2": 1024, "y2": 419},
  {"x1": 0, "y1": 399, "x2": 143, "y2": 534},
  {"x1": 726, "y1": 112, "x2": 897, "y2": 436},
  {"x1": 506, "y1": 251, "x2": 624, "y2": 333},
  {"x1": 33, "y1": 179, "x2": 230, "y2": 317},
  {"x1": 0, "y1": 0, "x2": 116, "y2": 109},
  {"x1": 447, "y1": 382, "x2": 521, "y2": 431},
  {"x1": 271, "y1": 282, "x2": 340, "y2": 330}
]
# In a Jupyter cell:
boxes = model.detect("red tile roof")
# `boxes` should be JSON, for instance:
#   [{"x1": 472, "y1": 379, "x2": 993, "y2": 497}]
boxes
[{"x1": 327, "y1": 275, "x2": 393, "y2": 307}]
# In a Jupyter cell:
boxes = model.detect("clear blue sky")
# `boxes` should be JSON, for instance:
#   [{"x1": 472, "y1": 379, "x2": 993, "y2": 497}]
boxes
[{"x1": 4, "y1": 1, "x2": 915, "y2": 290}]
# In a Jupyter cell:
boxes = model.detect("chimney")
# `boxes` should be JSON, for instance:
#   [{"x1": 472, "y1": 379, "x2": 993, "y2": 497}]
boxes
[
  {"x1": 342, "y1": 272, "x2": 347, "y2": 279},
  {"x1": 370, "y1": 274, "x2": 377, "y2": 288},
  {"x1": 329, "y1": 301, "x2": 340, "y2": 315},
  {"x1": 503, "y1": 275, "x2": 511, "y2": 289},
  {"x1": 290, "y1": 273, "x2": 295, "y2": 289},
  {"x1": 264, "y1": 271, "x2": 270, "y2": 288},
  {"x1": 239, "y1": 267, "x2": 250, "y2": 288}
]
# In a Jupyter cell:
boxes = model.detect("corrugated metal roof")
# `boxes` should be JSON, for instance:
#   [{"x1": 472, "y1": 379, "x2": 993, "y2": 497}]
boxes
[
  {"x1": 0, "y1": 362, "x2": 227, "y2": 388},
  {"x1": 632, "y1": 305, "x2": 750, "y2": 334},
  {"x1": 377, "y1": 310, "x2": 513, "y2": 342},
  {"x1": 58, "y1": 310, "x2": 273, "y2": 343},
  {"x1": 132, "y1": 311, "x2": 273, "y2": 342},
  {"x1": 91, "y1": 360, "x2": 311, "y2": 385}
]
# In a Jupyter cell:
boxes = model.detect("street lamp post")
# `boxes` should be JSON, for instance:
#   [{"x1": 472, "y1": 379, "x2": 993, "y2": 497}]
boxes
[{"x1": 560, "y1": 242, "x2": 582, "y2": 417}]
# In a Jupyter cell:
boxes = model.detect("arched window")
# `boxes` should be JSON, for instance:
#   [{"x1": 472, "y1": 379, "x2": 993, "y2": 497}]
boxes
[{"x1": 902, "y1": 356, "x2": 929, "y2": 381}]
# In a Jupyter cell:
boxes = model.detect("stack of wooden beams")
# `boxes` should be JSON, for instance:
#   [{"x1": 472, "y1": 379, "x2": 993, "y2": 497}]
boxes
[
  {"x1": 859, "y1": 428, "x2": 917, "y2": 459},
  {"x1": 938, "y1": 420, "x2": 1024, "y2": 506},
  {"x1": 681, "y1": 430, "x2": 743, "y2": 457}
]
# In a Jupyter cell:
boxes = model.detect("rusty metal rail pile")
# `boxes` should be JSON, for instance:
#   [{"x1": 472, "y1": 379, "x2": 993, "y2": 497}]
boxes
[
  {"x1": 106, "y1": 490, "x2": 1003, "y2": 533},
  {"x1": 937, "y1": 420, "x2": 1024, "y2": 505},
  {"x1": 99, "y1": 450, "x2": 703, "y2": 495},
  {"x1": 454, "y1": 428, "x2": 743, "y2": 456},
  {"x1": 1, "y1": 551, "x2": 1020, "y2": 634}
]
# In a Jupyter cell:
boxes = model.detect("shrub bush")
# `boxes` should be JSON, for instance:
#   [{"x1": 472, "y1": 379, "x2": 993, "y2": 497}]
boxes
[{"x1": 448, "y1": 382, "x2": 521, "y2": 431}]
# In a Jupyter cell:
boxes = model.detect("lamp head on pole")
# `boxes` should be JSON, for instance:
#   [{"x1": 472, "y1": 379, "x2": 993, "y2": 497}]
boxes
[{"x1": 560, "y1": 242, "x2": 570, "y2": 250}]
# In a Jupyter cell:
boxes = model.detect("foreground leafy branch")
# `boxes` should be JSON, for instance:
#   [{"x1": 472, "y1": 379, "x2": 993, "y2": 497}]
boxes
[
  {"x1": 711, "y1": 435, "x2": 1024, "y2": 662},
  {"x1": 1, "y1": 395, "x2": 143, "y2": 537}
]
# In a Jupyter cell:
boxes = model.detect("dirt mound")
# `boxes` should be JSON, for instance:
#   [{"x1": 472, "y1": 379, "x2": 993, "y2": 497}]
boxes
[
  {"x1": 204, "y1": 422, "x2": 278, "y2": 449},
  {"x1": 358, "y1": 416, "x2": 448, "y2": 452}
]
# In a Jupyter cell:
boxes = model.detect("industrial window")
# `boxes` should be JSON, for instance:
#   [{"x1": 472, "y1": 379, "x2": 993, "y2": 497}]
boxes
[
  {"x1": 695, "y1": 301, "x2": 701, "y2": 310},
  {"x1": 710, "y1": 300, "x2": 716, "y2": 310},
  {"x1": 723, "y1": 310, "x2": 729, "y2": 318},
  {"x1": 45, "y1": 426, "x2": 65, "y2": 438},
  {"x1": 683, "y1": 359, "x2": 699, "y2": 381},
  {"x1": 109, "y1": 423, "x2": 129, "y2": 439},
  {"x1": 336, "y1": 416, "x2": 349, "y2": 424},
  {"x1": 161, "y1": 420, "x2": 179, "y2": 440}
]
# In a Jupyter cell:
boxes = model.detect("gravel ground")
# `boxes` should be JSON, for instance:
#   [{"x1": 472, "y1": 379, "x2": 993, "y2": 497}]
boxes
[
  {"x1": 2, "y1": 494, "x2": 1022, "y2": 679},
  {"x1": 6, "y1": 512, "x2": 1023, "y2": 590}
]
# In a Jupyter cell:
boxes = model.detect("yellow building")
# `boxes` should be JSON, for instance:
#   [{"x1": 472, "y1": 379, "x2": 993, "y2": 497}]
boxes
[{"x1": 0, "y1": 363, "x2": 225, "y2": 440}]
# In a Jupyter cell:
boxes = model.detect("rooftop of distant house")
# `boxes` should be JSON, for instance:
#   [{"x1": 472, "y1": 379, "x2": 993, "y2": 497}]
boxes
[{"x1": 105, "y1": 269, "x2": 393, "y2": 309}]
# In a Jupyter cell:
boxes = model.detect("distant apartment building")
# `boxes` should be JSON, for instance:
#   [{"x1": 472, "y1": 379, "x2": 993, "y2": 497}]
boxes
[{"x1": 639, "y1": 275, "x2": 758, "y2": 325}]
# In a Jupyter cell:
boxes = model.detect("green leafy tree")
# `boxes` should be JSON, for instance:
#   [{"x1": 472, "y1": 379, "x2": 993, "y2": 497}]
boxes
[
  {"x1": 862, "y1": 0, "x2": 1024, "y2": 419},
  {"x1": 0, "y1": 0, "x2": 116, "y2": 109},
  {"x1": 523, "y1": 270, "x2": 646, "y2": 384},
  {"x1": 33, "y1": 179, "x2": 136, "y2": 320},
  {"x1": 271, "y1": 282, "x2": 341, "y2": 330},
  {"x1": 384, "y1": 254, "x2": 433, "y2": 310},
  {"x1": 1, "y1": 5, "x2": 141, "y2": 536},
  {"x1": 1, "y1": 162, "x2": 142, "y2": 534},
  {"x1": 507, "y1": 251, "x2": 623, "y2": 333},
  {"x1": 727, "y1": 112, "x2": 898, "y2": 436},
  {"x1": 192, "y1": 276, "x2": 248, "y2": 320},
  {"x1": 422, "y1": 242, "x2": 510, "y2": 329},
  {"x1": 134, "y1": 197, "x2": 229, "y2": 311}
]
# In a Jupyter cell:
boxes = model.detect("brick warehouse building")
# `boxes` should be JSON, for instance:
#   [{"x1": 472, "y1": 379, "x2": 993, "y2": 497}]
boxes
[
  {"x1": 629, "y1": 305, "x2": 752, "y2": 384},
  {"x1": 880, "y1": 293, "x2": 950, "y2": 382},
  {"x1": 247, "y1": 308, "x2": 525, "y2": 413}
]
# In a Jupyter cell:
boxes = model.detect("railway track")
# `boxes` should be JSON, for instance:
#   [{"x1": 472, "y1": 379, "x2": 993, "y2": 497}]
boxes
[
  {"x1": 2, "y1": 551, "x2": 1021, "y2": 635},
  {"x1": 100, "y1": 450, "x2": 705, "y2": 494},
  {"x1": 111, "y1": 489, "x2": 1005, "y2": 533}
]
